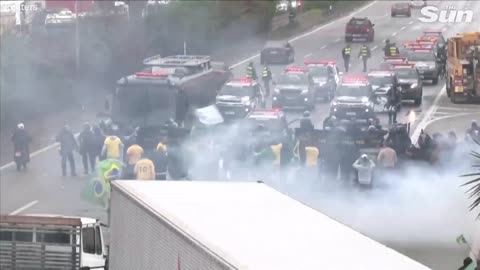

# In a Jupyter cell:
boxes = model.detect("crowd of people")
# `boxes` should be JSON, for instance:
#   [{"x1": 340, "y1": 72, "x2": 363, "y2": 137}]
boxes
[{"x1": 10, "y1": 118, "x2": 479, "y2": 184}]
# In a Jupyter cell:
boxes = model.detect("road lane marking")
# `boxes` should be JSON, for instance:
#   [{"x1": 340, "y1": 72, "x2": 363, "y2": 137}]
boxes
[
  {"x1": 1, "y1": 1, "x2": 379, "y2": 168},
  {"x1": 400, "y1": 26, "x2": 406, "y2": 31},
  {"x1": 319, "y1": 45, "x2": 327, "y2": 49},
  {"x1": 423, "y1": 112, "x2": 480, "y2": 132},
  {"x1": 392, "y1": 32, "x2": 398, "y2": 36},
  {"x1": 371, "y1": 45, "x2": 378, "y2": 51},
  {"x1": 335, "y1": 38, "x2": 341, "y2": 42},
  {"x1": 411, "y1": 85, "x2": 446, "y2": 145},
  {"x1": 9, "y1": 200, "x2": 39, "y2": 215},
  {"x1": 304, "y1": 53, "x2": 312, "y2": 58},
  {"x1": 408, "y1": 21, "x2": 414, "y2": 25},
  {"x1": 229, "y1": 1, "x2": 377, "y2": 68},
  {"x1": 382, "y1": 39, "x2": 386, "y2": 43}
]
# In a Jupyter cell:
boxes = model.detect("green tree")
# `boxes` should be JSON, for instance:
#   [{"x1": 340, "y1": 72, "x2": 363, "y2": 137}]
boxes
[{"x1": 462, "y1": 140, "x2": 480, "y2": 218}]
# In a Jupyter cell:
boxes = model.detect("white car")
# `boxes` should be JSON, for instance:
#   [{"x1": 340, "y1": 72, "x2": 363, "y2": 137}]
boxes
[{"x1": 410, "y1": 0, "x2": 427, "y2": 8}]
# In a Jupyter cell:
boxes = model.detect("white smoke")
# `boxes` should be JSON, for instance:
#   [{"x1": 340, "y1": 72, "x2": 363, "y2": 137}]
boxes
[{"x1": 182, "y1": 124, "x2": 479, "y2": 248}]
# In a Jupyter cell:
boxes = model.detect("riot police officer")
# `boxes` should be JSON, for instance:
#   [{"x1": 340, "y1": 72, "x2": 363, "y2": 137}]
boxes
[
  {"x1": 262, "y1": 65, "x2": 272, "y2": 96},
  {"x1": 383, "y1": 39, "x2": 391, "y2": 57},
  {"x1": 299, "y1": 111, "x2": 314, "y2": 131},
  {"x1": 246, "y1": 61, "x2": 257, "y2": 80},
  {"x1": 342, "y1": 44, "x2": 352, "y2": 72},
  {"x1": 389, "y1": 43, "x2": 400, "y2": 56},
  {"x1": 358, "y1": 43, "x2": 371, "y2": 72}
]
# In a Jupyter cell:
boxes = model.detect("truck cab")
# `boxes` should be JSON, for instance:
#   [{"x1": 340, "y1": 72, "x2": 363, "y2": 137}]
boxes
[
  {"x1": 0, "y1": 215, "x2": 106, "y2": 270},
  {"x1": 446, "y1": 32, "x2": 480, "y2": 103}
]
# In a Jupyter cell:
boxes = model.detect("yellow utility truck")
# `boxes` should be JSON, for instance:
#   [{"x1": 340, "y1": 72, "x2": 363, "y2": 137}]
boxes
[{"x1": 446, "y1": 32, "x2": 480, "y2": 103}]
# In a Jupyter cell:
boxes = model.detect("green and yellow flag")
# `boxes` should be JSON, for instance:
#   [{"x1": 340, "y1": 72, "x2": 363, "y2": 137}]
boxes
[
  {"x1": 81, "y1": 159, "x2": 123, "y2": 208},
  {"x1": 456, "y1": 234, "x2": 468, "y2": 245}
]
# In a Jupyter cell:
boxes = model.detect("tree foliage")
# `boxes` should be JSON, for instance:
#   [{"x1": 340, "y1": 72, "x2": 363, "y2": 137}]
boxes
[{"x1": 461, "y1": 140, "x2": 480, "y2": 219}]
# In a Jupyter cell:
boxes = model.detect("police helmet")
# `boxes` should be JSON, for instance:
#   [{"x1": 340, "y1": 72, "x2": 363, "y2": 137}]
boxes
[
  {"x1": 17, "y1": 123, "x2": 24, "y2": 129},
  {"x1": 303, "y1": 111, "x2": 311, "y2": 118},
  {"x1": 367, "y1": 125, "x2": 376, "y2": 133},
  {"x1": 385, "y1": 39, "x2": 390, "y2": 44},
  {"x1": 361, "y1": 154, "x2": 368, "y2": 160}
]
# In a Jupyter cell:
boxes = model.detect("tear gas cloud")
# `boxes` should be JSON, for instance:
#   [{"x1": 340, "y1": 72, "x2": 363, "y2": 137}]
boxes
[{"x1": 184, "y1": 124, "x2": 479, "y2": 247}]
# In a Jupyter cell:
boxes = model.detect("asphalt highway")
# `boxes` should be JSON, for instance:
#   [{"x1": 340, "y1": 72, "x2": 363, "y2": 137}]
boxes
[{"x1": 1, "y1": 1, "x2": 479, "y2": 269}]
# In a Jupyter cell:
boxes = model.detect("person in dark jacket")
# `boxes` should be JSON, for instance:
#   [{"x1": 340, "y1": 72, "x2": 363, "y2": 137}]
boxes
[
  {"x1": 78, "y1": 123, "x2": 96, "y2": 174},
  {"x1": 11, "y1": 123, "x2": 32, "y2": 171},
  {"x1": 299, "y1": 111, "x2": 314, "y2": 131},
  {"x1": 152, "y1": 143, "x2": 169, "y2": 180},
  {"x1": 458, "y1": 257, "x2": 473, "y2": 270},
  {"x1": 92, "y1": 125, "x2": 105, "y2": 161},
  {"x1": 56, "y1": 125, "x2": 77, "y2": 176}
]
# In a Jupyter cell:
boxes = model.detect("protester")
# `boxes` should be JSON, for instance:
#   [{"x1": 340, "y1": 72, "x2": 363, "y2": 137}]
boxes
[
  {"x1": 56, "y1": 125, "x2": 77, "y2": 177},
  {"x1": 353, "y1": 154, "x2": 375, "y2": 185},
  {"x1": 78, "y1": 123, "x2": 96, "y2": 174}
]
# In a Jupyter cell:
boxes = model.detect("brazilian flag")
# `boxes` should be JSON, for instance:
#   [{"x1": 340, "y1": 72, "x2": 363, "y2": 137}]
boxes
[{"x1": 81, "y1": 159, "x2": 123, "y2": 208}]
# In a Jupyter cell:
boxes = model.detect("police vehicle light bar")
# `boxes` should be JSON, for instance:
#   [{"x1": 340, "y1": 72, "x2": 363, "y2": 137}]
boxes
[
  {"x1": 135, "y1": 72, "x2": 169, "y2": 77},
  {"x1": 383, "y1": 56, "x2": 407, "y2": 62},
  {"x1": 230, "y1": 77, "x2": 254, "y2": 84},
  {"x1": 304, "y1": 60, "x2": 336, "y2": 65},
  {"x1": 391, "y1": 63, "x2": 415, "y2": 69},
  {"x1": 405, "y1": 44, "x2": 432, "y2": 50},
  {"x1": 416, "y1": 39, "x2": 436, "y2": 45},
  {"x1": 284, "y1": 67, "x2": 308, "y2": 72},
  {"x1": 342, "y1": 75, "x2": 369, "y2": 83},
  {"x1": 411, "y1": 48, "x2": 433, "y2": 52}
]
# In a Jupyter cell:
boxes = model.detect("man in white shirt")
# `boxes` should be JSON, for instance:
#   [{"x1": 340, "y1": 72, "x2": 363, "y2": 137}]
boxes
[{"x1": 353, "y1": 154, "x2": 375, "y2": 185}]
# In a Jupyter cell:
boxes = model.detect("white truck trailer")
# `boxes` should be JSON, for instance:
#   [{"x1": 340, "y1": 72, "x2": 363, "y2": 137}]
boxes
[{"x1": 108, "y1": 180, "x2": 432, "y2": 270}]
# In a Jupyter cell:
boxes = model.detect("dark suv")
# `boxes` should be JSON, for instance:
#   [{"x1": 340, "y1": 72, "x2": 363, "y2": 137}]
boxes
[
  {"x1": 345, "y1": 17, "x2": 375, "y2": 42},
  {"x1": 330, "y1": 75, "x2": 375, "y2": 120},
  {"x1": 260, "y1": 40, "x2": 295, "y2": 65},
  {"x1": 272, "y1": 67, "x2": 315, "y2": 110}
]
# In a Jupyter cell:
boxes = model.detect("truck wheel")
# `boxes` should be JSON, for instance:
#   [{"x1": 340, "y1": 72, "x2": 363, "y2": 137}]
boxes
[
  {"x1": 345, "y1": 36, "x2": 352, "y2": 42},
  {"x1": 391, "y1": 13, "x2": 395, "y2": 17},
  {"x1": 407, "y1": 12, "x2": 411, "y2": 17},
  {"x1": 432, "y1": 77, "x2": 438, "y2": 85}
]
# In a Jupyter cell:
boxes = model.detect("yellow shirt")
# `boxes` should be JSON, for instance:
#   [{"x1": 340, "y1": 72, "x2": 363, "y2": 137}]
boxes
[
  {"x1": 271, "y1": 144, "x2": 282, "y2": 166},
  {"x1": 156, "y1": 143, "x2": 168, "y2": 154},
  {"x1": 126, "y1": 144, "x2": 144, "y2": 165},
  {"x1": 305, "y1": 147, "x2": 319, "y2": 167},
  {"x1": 104, "y1": 136, "x2": 122, "y2": 159},
  {"x1": 134, "y1": 159, "x2": 155, "y2": 180}
]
